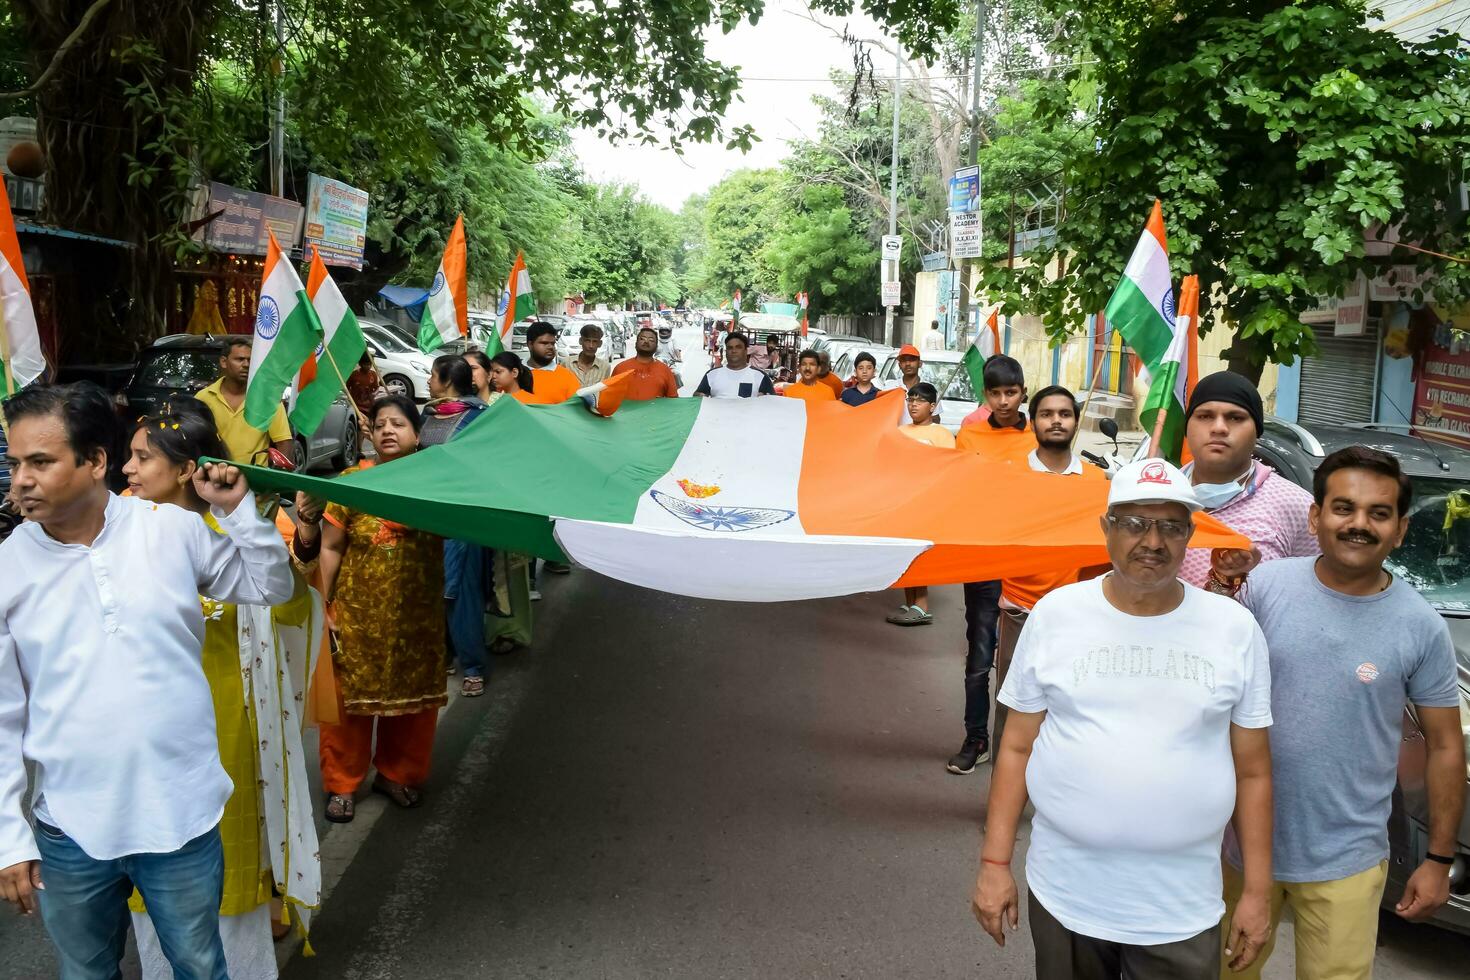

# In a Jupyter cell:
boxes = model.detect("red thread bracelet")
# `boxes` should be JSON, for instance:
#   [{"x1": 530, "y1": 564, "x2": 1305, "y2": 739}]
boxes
[{"x1": 981, "y1": 858, "x2": 1010, "y2": 867}]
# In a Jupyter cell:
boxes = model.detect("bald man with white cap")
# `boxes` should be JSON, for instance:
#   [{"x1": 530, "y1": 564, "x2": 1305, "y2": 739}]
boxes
[{"x1": 971, "y1": 458, "x2": 1276, "y2": 980}]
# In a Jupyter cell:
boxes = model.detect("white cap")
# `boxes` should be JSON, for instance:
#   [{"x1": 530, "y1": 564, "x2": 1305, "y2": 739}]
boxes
[{"x1": 1107, "y1": 458, "x2": 1202, "y2": 513}]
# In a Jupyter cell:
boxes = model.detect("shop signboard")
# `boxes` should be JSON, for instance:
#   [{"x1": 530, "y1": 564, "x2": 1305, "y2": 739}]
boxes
[
  {"x1": 304, "y1": 173, "x2": 370, "y2": 269},
  {"x1": 194, "y1": 181, "x2": 304, "y2": 256},
  {"x1": 1412, "y1": 323, "x2": 1470, "y2": 449}
]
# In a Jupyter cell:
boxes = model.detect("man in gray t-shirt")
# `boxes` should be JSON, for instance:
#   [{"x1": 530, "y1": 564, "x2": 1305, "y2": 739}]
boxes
[{"x1": 1221, "y1": 446, "x2": 1465, "y2": 980}]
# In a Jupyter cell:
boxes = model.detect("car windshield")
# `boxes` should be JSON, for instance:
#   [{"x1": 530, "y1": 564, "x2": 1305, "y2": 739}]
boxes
[
  {"x1": 879, "y1": 356, "x2": 974, "y2": 400},
  {"x1": 1388, "y1": 475, "x2": 1470, "y2": 660},
  {"x1": 364, "y1": 326, "x2": 413, "y2": 353},
  {"x1": 134, "y1": 349, "x2": 220, "y2": 391}
]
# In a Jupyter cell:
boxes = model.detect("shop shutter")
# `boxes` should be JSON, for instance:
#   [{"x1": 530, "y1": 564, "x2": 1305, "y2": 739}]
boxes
[{"x1": 1298, "y1": 324, "x2": 1378, "y2": 425}]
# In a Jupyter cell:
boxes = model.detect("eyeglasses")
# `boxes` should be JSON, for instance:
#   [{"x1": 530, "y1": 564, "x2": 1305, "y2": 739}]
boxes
[{"x1": 1105, "y1": 515, "x2": 1193, "y2": 540}]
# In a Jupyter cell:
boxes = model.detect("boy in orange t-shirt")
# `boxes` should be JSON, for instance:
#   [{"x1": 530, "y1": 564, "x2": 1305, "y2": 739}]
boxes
[
  {"x1": 783, "y1": 350, "x2": 837, "y2": 402},
  {"x1": 947, "y1": 353, "x2": 1029, "y2": 776}
]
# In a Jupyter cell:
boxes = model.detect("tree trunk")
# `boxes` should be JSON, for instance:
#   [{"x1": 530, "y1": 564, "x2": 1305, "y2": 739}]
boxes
[
  {"x1": 1225, "y1": 327, "x2": 1267, "y2": 385},
  {"x1": 15, "y1": 0, "x2": 216, "y2": 358}
]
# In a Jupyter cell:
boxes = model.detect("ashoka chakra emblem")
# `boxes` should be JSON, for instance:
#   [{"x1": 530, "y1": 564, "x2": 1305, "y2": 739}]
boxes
[{"x1": 256, "y1": 295, "x2": 281, "y2": 340}]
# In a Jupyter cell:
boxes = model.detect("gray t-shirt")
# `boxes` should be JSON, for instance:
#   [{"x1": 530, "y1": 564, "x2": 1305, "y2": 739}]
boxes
[{"x1": 1234, "y1": 556, "x2": 1460, "y2": 881}]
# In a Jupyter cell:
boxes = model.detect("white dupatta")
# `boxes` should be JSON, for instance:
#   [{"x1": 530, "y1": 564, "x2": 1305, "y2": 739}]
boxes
[{"x1": 238, "y1": 579, "x2": 323, "y2": 938}]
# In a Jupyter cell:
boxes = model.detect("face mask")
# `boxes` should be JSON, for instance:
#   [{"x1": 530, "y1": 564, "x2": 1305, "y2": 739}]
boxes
[{"x1": 1185, "y1": 461, "x2": 1254, "y2": 511}]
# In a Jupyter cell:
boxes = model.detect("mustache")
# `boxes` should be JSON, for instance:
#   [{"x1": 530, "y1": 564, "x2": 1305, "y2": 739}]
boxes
[{"x1": 1337, "y1": 529, "x2": 1380, "y2": 546}]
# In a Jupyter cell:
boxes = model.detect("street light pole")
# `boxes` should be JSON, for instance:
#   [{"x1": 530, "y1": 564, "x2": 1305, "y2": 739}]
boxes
[
  {"x1": 884, "y1": 46, "x2": 901, "y2": 348},
  {"x1": 271, "y1": 0, "x2": 286, "y2": 198},
  {"x1": 955, "y1": 0, "x2": 984, "y2": 349}
]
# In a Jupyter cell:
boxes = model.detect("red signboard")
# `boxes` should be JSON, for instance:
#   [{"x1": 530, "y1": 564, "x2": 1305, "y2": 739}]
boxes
[{"x1": 1412, "y1": 333, "x2": 1470, "y2": 448}]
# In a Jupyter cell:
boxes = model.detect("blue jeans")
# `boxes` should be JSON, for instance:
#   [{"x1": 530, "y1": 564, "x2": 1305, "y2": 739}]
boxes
[
  {"x1": 444, "y1": 540, "x2": 489, "y2": 678},
  {"x1": 33, "y1": 822, "x2": 227, "y2": 980},
  {"x1": 962, "y1": 580, "x2": 1001, "y2": 740}
]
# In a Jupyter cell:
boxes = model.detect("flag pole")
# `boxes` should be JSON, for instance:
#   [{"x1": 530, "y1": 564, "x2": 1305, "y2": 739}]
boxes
[
  {"x1": 320, "y1": 343, "x2": 372, "y2": 438},
  {"x1": 1071, "y1": 319, "x2": 1114, "y2": 450},
  {"x1": 1147, "y1": 405, "x2": 1169, "y2": 459},
  {"x1": 0, "y1": 302, "x2": 14, "y2": 438}
]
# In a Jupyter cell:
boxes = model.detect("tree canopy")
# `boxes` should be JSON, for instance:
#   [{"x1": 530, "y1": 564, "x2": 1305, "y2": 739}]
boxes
[{"x1": 981, "y1": 0, "x2": 1470, "y2": 374}]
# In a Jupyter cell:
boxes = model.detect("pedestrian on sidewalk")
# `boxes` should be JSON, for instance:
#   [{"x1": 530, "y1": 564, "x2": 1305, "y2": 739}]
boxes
[
  {"x1": 783, "y1": 350, "x2": 837, "y2": 402},
  {"x1": 526, "y1": 321, "x2": 582, "y2": 404},
  {"x1": 972, "y1": 458, "x2": 1274, "y2": 980},
  {"x1": 839, "y1": 352, "x2": 881, "y2": 406},
  {"x1": 1179, "y1": 371, "x2": 1316, "y2": 596},
  {"x1": 990, "y1": 385, "x2": 1108, "y2": 750},
  {"x1": 948, "y1": 354, "x2": 1031, "y2": 776},
  {"x1": 317, "y1": 394, "x2": 448, "y2": 823},
  {"x1": 420, "y1": 356, "x2": 492, "y2": 697},
  {"x1": 562, "y1": 323, "x2": 611, "y2": 387},
  {"x1": 886, "y1": 382, "x2": 955, "y2": 628},
  {"x1": 1219, "y1": 446, "x2": 1465, "y2": 980},
  {"x1": 0, "y1": 382, "x2": 294, "y2": 980},
  {"x1": 121, "y1": 399, "x2": 321, "y2": 979},
  {"x1": 694, "y1": 332, "x2": 775, "y2": 398},
  {"x1": 611, "y1": 327, "x2": 680, "y2": 401}
]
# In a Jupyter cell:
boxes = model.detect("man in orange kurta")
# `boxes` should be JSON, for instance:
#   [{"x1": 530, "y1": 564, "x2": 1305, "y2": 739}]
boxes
[{"x1": 784, "y1": 350, "x2": 837, "y2": 402}]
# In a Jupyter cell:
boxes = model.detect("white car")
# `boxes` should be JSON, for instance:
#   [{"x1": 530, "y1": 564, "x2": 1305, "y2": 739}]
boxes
[
  {"x1": 559, "y1": 315, "x2": 618, "y2": 360},
  {"x1": 876, "y1": 348, "x2": 980, "y2": 433},
  {"x1": 361, "y1": 319, "x2": 434, "y2": 401}
]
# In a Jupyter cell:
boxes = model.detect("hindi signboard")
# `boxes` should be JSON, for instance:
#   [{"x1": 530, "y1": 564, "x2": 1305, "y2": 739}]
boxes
[
  {"x1": 304, "y1": 173, "x2": 370, "y2": 270},
  {"x1": 195, "y1": 181, "x2": 304, "y2": 256},
  {"x1": 1412, "y1": 327, "x2": 1470, "y2": 449}
]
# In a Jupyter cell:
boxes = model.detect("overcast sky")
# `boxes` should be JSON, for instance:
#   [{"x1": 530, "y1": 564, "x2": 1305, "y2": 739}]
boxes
[{"x1": 570, "y1": 1, "x2": 886, "y2": 211}]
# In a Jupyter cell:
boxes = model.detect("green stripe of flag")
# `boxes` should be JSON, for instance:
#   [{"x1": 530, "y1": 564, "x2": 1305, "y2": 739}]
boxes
[{"x1": 1103, "y1": 276, "x2": 1172, "y2": 368}]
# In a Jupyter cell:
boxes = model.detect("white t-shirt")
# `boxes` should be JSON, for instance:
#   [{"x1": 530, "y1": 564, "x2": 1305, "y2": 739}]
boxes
[
  {"x1": 999, "y1": 577, "x2": 1272, "y2": 945},
  {"x1": 695, "y1": 365, "x2": 775, "y2": 398}
]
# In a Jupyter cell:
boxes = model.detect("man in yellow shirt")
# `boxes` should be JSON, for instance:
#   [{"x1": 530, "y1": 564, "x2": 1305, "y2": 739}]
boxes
[
  {"x1": 196, "y1": 337, "x2": 294, "y2": 464},
  {"x1": 782, "y1": 350, "x2": 837, "y2": 402}
]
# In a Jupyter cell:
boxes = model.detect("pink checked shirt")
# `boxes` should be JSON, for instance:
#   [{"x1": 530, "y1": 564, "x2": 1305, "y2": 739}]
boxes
[{"x1": 1180, "y1": 460, "x2": 1319, "y2": 589}]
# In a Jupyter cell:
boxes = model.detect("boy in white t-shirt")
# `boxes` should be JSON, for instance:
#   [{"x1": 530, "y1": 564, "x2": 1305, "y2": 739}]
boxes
[
  {"x1": 970, "y1": 458, "x2": 1275, "y2": 980},
  {"x1": 694, "y1": 331, "x2": 775, "y2": 398}
]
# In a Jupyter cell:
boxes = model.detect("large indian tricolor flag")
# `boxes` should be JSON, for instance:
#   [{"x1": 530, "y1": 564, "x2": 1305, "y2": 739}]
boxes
[
  {"x1": 0, "y1": 179, "x2": 44, "y2": 398},
  {"x1": 486, "y1": 250, "x2": 533, "y2": 356},
  {"x1": 245, "y1": 231, "x2": 324, "y2": 430},
  {"x1": 292, "y1": 246, "x2": 367, "y2": 434},
  {"x1": 231, "y1": 391, "x2": 1250, "y2": 603},
  {"x1": 417, "y1": 213, "x2": 468, "y2": 353}
]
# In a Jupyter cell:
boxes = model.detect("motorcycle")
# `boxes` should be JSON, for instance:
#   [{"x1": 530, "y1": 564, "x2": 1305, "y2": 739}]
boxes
[{"x1": 1079, "y1": 417, "x2": 1129, "y2": 477}]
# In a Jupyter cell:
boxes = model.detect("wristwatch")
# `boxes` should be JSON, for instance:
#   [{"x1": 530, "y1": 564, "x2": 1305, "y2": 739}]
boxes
[{"x1": 1426, "y1": 852, "x2": 1455, "y2": 865}]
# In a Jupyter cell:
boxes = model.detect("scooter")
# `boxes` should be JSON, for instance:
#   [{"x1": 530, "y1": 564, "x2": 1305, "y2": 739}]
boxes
[{"x1": 1079, "y1": 417, "x2": 1129, "y2": 478}]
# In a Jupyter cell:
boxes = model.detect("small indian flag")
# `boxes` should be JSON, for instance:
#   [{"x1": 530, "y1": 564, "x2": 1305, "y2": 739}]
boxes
[
  {"x1": 1143, "y1": 275, "x2": 1199, "y2": 464},
  {"x1": 246, "y1": 231, "x2": 324, "y2": 430},
  {"x1": 0, "y1": 178, "x2": 44, "y2": 399},
  {"x1": 418, "y1": 213, "x2": 468, "y2": 353},
  {"x1": 1104, "y1": 201, "x2": 1175, "y2": 385},
  {"x1": 293, "y1": 246, "x2": 367, "y2": 435},
  {"x1": 487, "y1": 250, "x2": 533, "y2": 357}
]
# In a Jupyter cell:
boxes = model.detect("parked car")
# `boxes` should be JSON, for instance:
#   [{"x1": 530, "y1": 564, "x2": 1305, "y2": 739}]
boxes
[
  {"x1": 1229, "y1": 420, "x2": 1470, "y2": 935},
  {"x1": 361, "y1": 319, "x2": 434, "y2": 401},
  {"x1": 123, "y1": 334, "x2": 358, "y2": 472},
  {"x1": 876, "y1": 348, "x2": 979, "y2": 432}
]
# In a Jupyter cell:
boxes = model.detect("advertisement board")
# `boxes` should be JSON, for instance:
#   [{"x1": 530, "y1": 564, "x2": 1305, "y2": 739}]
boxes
[
  {"x1": 949, "y1": 166, "x2": 979, "y2": 214},
  {"x1": 951, "y1": 211, "x2": 981, "y2": 259},
  {"x1": 1412, "y1": 325, "x2": 1470, "y2": 449},
  {"x1": 304, "y1": 173, "x2": 370, "y2": 269},
  {"x1": 195, "y1": 181, "x2": 304, "y2": 256}
]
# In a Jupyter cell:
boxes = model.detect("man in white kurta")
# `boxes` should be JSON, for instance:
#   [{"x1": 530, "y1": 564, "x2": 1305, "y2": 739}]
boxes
[{"x1": 0, "y1": 382, "x2": 292, "y2": 980}]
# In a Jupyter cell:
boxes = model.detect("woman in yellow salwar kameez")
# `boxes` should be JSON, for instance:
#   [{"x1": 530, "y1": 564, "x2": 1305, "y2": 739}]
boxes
[{"x1": 121, "y1": 400, "x2": 322, "y2": 980}]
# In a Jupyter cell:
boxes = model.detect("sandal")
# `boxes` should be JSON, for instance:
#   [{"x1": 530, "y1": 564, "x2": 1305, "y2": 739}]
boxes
[
  {"x1": 460, "y1": 675, "x2": 485, "y2": 697},
  {"x1": 324, "y1": 793, "x2": 355, "y2": 823},
  {"x1": 371, "y1": 776, "x2": 424, "y2": 809},
  {"x1": 886, "y1": 605, "x2": 933, "y2": 626},
  {"x1": 489, "y1": 637, "x2": 523, "y2": 655}
]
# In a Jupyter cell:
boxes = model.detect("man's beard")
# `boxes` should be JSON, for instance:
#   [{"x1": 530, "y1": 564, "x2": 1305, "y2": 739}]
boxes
[{"x1": 1036, "y1": 429, "x2": 1072, "y2": 450}]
